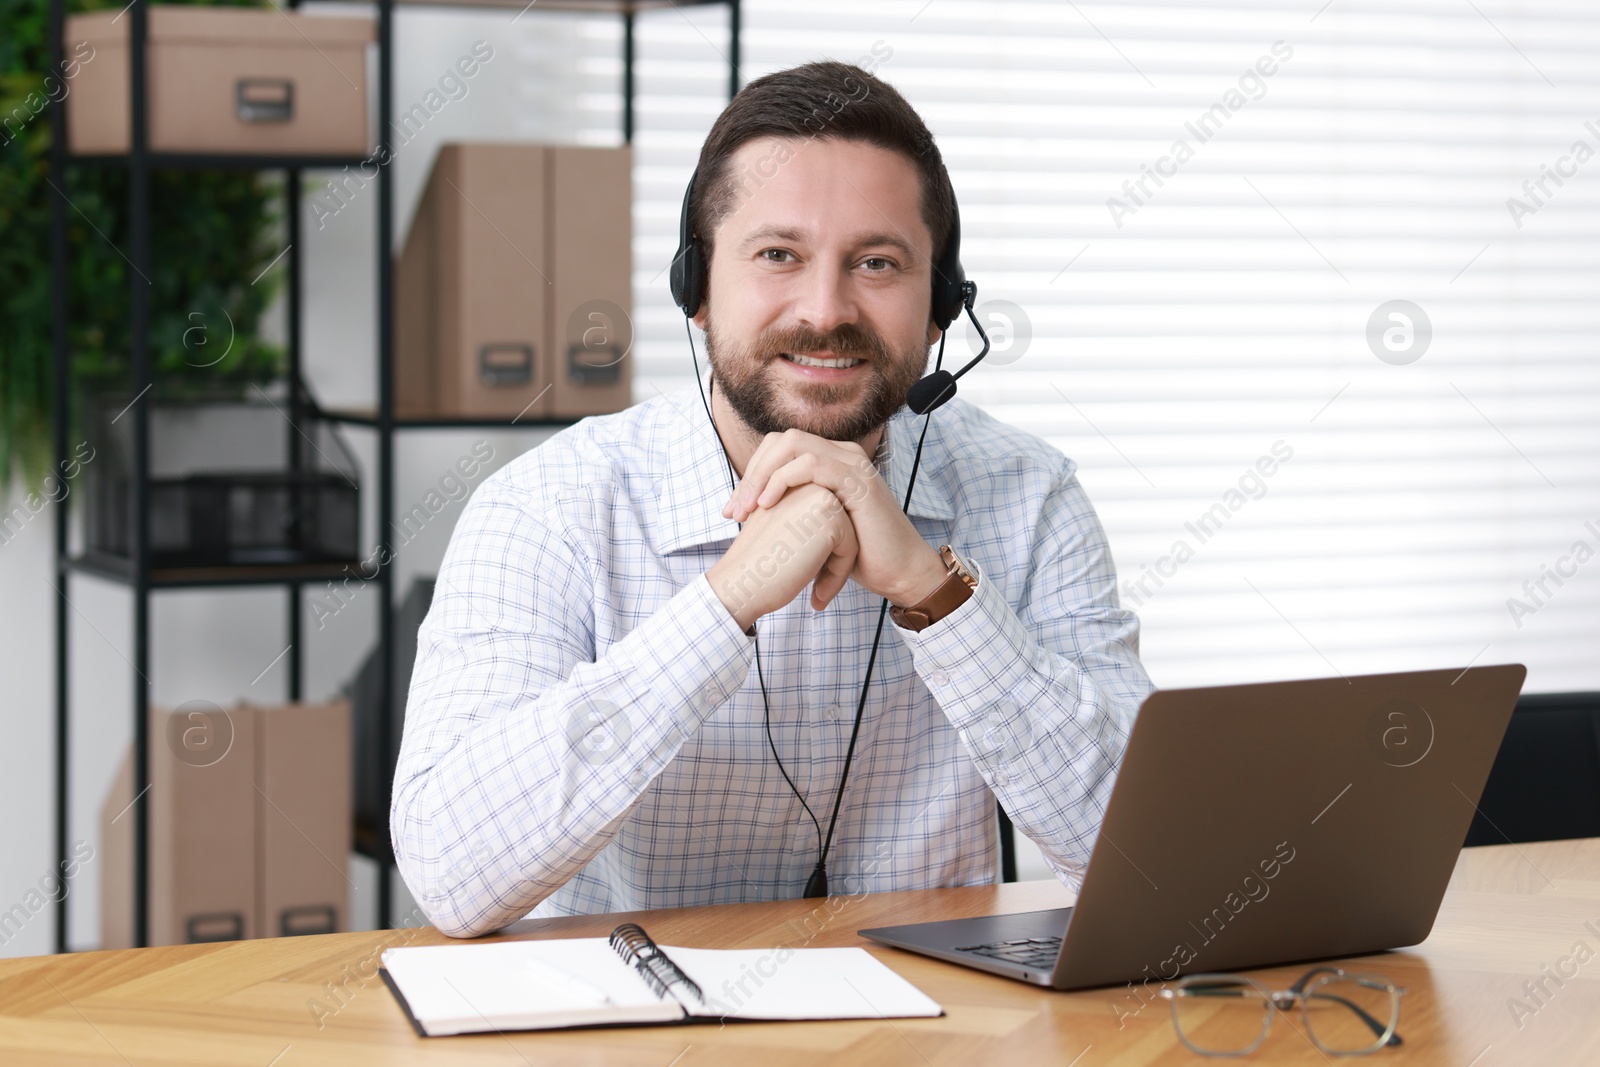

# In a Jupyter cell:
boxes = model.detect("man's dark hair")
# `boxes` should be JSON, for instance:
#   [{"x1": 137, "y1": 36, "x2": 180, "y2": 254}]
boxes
[{"x1": 691, "y1": 60, "x2": 955, "y2": 278}]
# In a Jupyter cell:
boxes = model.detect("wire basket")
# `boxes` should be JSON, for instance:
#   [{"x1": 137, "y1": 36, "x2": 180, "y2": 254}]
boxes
[{"x1": 85, "y1": 379, "x2": 361, "y2": 568}]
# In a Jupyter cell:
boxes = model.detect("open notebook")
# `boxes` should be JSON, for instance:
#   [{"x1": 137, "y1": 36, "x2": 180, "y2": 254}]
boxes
[{"x1": 381, "y1": 923, "x2": 943, "y2": 1036}]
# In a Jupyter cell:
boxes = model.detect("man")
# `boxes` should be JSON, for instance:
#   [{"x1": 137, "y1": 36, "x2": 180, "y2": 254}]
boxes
[{"x1": 392, "y1": 61, "x2": 1153, "y2": 938}]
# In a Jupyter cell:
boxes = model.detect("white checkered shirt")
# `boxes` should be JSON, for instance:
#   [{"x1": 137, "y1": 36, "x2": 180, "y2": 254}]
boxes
[{"x1": 392, "y1": 383, "x2": 1154, "y2": 937}]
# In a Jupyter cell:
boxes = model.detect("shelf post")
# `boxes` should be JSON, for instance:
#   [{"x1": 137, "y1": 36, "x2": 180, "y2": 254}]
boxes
[
  {"x1": 376, "y1": 0, "x2": 397, "y2": 929},
  {"x1": 48, "y1": 0, "x2": 71, "y2": 956},
  {"x1": 128, "y1": 0, "x2": 155, "y2": 950},
  {"x1": 622, "y1": 11, "x2": 635, "y2": 144},
  {"x1": 728, "y1": 0, "x2": 741, "y2": 100},
  {"x1": 287, "y1": 161, "x2": 303, "y2": 703}
]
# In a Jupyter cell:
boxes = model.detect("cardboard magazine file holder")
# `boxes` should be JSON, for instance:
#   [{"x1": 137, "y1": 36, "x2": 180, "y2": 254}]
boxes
[
  {"x1": 397, "y1": 143, "x2": 553, "y2": 420},
  {"x1": 100, "y1": 699, "x2": 352, "y2": 948},
  {"x1": 395, "y1": 142, "x2": 633, "y2": 420},
  {"x1": 65, "y1": 7, "x2": 374, "y2": 156},
  {"x1": 549, "y1": 144, "x2": 633, "y2": 418},
  {"x1": 101, "y1": 703, "x2": 259, "y2": 949},
  {"x1": 255, "y1": 698, "x2": 352, "y2": 938}
]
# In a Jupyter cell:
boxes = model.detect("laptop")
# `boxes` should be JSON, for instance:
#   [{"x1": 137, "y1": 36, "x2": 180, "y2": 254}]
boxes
[{"x1": 860, "y1": 664, "x2": 1527, "y2": 990}]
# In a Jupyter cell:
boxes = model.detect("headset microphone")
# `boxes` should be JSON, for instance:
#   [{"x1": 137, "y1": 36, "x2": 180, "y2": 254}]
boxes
[{"x1": 905, "y1": 281, "x2": 990, "y2": 415}]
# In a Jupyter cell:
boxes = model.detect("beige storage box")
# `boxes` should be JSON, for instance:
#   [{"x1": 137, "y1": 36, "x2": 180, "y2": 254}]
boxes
[
  {"x1": 396, "y1": 142, "x2": 633, "y2": 420},
  {"x1": 101, "y1": 699, "x2": 352, "y2": 948},
  {"x1": 255, "y1": 699, "x2": 351, "y2": 938},
  {"x1": 550, "y1": 145, "x2": 634, "y2": 419},
  {"x1": 102, "y1": 702, "x2": 259, "y2": 948},
  {"x1": 65, "y1": 7, "x2": 373, "y2": 156},
  {"x1": 397, "y1": 144, "x2": 551, "y2": 420}
]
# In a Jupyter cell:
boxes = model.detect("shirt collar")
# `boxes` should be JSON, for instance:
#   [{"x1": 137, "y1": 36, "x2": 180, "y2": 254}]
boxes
[
  {"x1": 878, "y1": 405, "x2": 957, "y2": 522},
  {"x1": 653, "y1": 385, "x2": 955, "y2": 556}
]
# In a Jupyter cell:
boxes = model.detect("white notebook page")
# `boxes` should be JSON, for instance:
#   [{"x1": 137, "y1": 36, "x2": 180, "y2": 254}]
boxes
[
  {"x1": 664, "y1": 945, "x2": 942, "y2": 1021},
  {"x1": 383, "y1": 938, "x2": 683, "y2": 1035}
]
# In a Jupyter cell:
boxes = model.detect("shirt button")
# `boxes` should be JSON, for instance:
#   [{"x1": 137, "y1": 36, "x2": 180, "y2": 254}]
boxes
[
  {"x1": 928, "y1": 670, "x2": 950, "y2": 687},
  {"x1": 652, "y1": 478, "x2": 664, "y2": 498},
  {"x1": 825, "y1": 704, "x2": 841, "y2": 720}
]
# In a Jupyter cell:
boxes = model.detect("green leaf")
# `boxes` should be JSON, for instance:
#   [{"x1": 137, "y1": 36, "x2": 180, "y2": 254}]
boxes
[{"x1": 0, "y1": 0, "x2": 290, "y2": 492}]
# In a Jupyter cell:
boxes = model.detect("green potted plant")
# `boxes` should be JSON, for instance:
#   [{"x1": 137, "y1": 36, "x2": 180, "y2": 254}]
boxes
[{"x1": 1, "y1": 0, "x2": 288, "y2": 492}]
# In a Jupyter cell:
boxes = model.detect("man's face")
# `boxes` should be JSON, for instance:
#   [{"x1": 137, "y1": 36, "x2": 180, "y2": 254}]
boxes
[{"x1": 695, "y1": 137, "x2": 941, "y2": 443}]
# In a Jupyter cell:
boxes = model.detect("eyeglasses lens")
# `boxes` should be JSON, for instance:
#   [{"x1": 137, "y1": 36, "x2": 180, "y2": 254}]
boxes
[
  {"x1": 1303, "y1": 974, "x2": 1398, "y2": 1054},
  {"x1": 1173, "y1": 977, "x2": 1271, "y2": 1055}
]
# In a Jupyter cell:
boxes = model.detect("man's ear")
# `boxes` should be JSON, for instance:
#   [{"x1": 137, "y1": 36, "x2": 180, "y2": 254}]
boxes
[
  {"x1": 925, "y1": 319, "x2": 943, "y2": 347},
  {"x1": 692, "y1": 302, "x2": 709, "y2": 332}
]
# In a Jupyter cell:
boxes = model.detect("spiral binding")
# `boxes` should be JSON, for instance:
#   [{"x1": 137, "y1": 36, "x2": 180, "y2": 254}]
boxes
[{"x1": 608, "y1": 923, "x2": 705, "y2": 1006}]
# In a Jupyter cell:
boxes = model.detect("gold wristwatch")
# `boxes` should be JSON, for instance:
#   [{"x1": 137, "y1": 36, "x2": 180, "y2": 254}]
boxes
[{"x1": 890, "y1": 545, "x2": 977, "y2": 632}]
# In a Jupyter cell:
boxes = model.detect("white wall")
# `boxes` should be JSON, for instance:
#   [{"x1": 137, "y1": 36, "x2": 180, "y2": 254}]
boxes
[{"x1": 0, "y1": 507, "x2": 68, "y2": 958}]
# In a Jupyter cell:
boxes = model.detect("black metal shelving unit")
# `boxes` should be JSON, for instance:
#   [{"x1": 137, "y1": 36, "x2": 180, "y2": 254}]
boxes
[{"x1": 49, "y1": 0, "x2": 741, "y2": 951}]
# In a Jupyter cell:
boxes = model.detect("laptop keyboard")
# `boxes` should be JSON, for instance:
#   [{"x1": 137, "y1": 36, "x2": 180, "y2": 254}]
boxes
[{"x1": 956, "y1": 935, "x2": 1063, "y2": 970}]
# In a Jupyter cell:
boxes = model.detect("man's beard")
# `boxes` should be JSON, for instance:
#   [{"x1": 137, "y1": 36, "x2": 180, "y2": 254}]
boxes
[{"x1": 705, "y1": 318, "x2": 927, "y2": 443}]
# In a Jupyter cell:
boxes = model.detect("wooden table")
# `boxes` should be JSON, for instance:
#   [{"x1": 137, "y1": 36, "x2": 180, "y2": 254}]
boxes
[{"x1": 4, "y1": 839, "x2": 1600, "y2": 1065}]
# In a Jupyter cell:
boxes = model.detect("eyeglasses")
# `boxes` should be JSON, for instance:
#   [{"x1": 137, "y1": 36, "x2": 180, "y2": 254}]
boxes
[{"x1": 1159, "y1": 966, "x2": 1406, "y2": 1057}]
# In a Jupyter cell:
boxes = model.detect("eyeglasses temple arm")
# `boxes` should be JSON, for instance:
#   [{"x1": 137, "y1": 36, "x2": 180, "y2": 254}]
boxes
[
  {"x1": 1307, "y1": 990, "x2": 1405, "y2": 1047},
  {"x1": 1288, "y1": 966, "x2": 1343, "y2": 994}
]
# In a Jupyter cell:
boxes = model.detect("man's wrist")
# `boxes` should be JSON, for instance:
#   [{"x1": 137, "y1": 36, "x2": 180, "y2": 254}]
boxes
[
  {"x1": 705, "y1": 561, "x2": 758, "y2": 634},
  {"x1": 890, "y1": 544, "x2": 955, "y2": 609}
]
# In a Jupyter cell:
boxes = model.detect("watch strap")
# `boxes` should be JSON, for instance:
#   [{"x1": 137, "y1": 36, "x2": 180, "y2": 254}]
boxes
[{"x1": 891, "y1": 545, "x2": 977, "y2": 632}]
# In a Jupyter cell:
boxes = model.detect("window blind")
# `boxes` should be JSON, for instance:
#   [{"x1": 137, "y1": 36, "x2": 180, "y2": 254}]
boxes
[{"x1": 545, "y1": 0, "x2": 1600, "y2": 692}]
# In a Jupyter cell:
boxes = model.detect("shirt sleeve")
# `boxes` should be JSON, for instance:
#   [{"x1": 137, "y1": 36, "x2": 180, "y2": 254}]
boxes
[
  {"x1": 890, "y1": 459, "x2": 1155, "y2": 887},
  {"x1": 389, "y1": 479, "x2": 754, "y2": 937}
]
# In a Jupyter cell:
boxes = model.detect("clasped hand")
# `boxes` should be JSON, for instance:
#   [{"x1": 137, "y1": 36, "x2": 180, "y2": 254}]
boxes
[{"x1": 705, "y1": 428, "x2": 947, "y2": 632}]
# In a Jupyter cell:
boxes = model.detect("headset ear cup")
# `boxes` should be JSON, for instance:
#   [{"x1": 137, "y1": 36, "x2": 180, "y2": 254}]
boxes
[
  {"x1": 683, "y1": 241, "x2": 706, "y2": 318},
  {"x1": 671, "y1": 167, "x2": 706, "y2": 318},
  {"x1": 671, "y1": 239, "x2": 705, "y2": 318},
  {"x1": 669, "y1": 244, "x2": 688, "y2": 313},
  {"x1": 932, "y1": 264, "x2": 964, "y2": 331},
  {"x1": 930, "y1": 193, "x2": 964, "y2": 331}
]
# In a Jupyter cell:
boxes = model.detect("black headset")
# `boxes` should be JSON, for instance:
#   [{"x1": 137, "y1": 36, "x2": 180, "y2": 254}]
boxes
[{"x1": 670, "y1": 158, "x2": 990, "y2": 898}]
